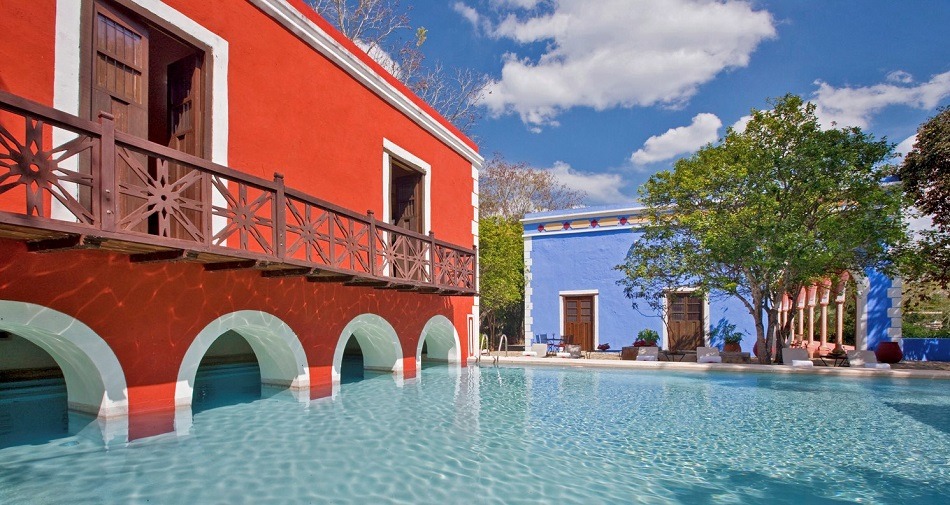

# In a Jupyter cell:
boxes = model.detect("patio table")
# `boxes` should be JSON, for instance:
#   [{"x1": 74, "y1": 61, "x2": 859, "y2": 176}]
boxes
[
  {"x1": 665, "y1": 351, "x2": 689, "y2": 362},
  {"x1": 819, "y1": 354, "x2": 849, "y2": 367}
]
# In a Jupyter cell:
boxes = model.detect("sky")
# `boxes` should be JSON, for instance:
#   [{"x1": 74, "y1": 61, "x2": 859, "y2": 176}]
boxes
[{"x1": 404, "y1": 0, "x2": 950, "y2": 205}]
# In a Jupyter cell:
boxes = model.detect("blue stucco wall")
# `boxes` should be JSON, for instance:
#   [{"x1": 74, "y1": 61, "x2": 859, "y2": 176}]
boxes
[
  {"x1": 527, "y1": 227, "x2": 757, "y2": 352},
  {"x1": 901, "y1": 339, "x2": 950, "y2": 361},
  {"x1": 524, "y1": 207, "x2": 899, "y2": 355},
  {"x1": 865, "y1": 269, "x2": 894, "y2": 351}
]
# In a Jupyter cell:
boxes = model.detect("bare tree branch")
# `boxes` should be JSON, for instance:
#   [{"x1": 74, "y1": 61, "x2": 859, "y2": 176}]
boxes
[{"x1": 306, "y1": 0, "x2": 488, "y2": 134}]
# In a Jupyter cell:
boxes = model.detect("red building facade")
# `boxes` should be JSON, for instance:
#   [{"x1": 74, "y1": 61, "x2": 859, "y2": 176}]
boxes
[{"x1": 0, "y1": 0, "x2": 480, "y2": 439}]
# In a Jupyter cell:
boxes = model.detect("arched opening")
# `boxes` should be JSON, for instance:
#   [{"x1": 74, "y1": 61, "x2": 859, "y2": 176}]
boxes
[
  {"x1": 416, "y1": 315, "x2": 461, "y2": 370},
  {"x1": 332, "y1": 314, "x2": 403, "y2": 385},
  {"x1": 175, "y1": 311, "x2": 309, "y2": 411},
  {"x1": 0, "y1": 331, "x2": 69, "y2": 447},
  {"x1": 0, "y1": 301, "x2": 128, "y2": 447},
  {"x1": 340, "y1": 335, "x2": 365, "y2": 384},
  {"x1": 191, "y1": 331, "x2": 263, "y2": 413}
]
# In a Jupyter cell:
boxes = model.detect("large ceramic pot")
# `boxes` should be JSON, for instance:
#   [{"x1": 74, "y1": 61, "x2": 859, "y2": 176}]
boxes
[
  {"x1": 724, "y1": 342, "x2": 742, "y2": 353},
  {"x1": 875, "y1": 341, "x2": 903, "y2": 364}
]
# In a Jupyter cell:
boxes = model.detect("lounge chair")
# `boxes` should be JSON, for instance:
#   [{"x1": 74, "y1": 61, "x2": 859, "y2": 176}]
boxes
[
  {"x1": 782, "y1": 348, "x2": 814, "y2": 368},
  {"x1": 696, "y1": 347, "x2": 723, "y2": 364},
  {"x1": 635, "y1": 346, "x2": 659, "y2": 361},
  {"x1": 846, "y1": 350, "x2": 891, "y2": 369}
]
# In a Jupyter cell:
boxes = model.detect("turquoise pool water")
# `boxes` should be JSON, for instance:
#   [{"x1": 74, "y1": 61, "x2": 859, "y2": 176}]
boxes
[{"x1": 1, "y1": 364, "x2": 949, "y2": 504}]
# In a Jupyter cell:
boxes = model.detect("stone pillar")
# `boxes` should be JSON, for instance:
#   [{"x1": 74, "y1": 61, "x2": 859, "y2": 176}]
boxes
[
  {"x1": 819, "y1": 280, "x2": 831, "y2": 350},
  {"x1": 807, "y1": 284, "x2": 817, "y2": 346},
  {"x1": 797, "y1": 288, "x2": 806, "y2": 345}
]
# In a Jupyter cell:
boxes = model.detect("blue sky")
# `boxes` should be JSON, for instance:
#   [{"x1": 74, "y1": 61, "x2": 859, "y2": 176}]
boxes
[{"x1": 406, "y1": 0, "x2": 950, "y2": 205}]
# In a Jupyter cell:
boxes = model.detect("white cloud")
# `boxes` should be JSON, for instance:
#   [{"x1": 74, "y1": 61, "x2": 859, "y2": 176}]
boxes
[
  {"x1": 491, "y1": 0, "x2": 543, "y2": 8},
  {"x1": 812, "y1": 71, "x2": 950, "y2": 129},
  {"x1": 453, "y1": 2, "x2": 482, "y2": 29},
  {"x1": 886, "y1": 70, "x2": 914, "y2": 84},
  {"x1": 895, "y1": 134, "x2": 917, "y2": 159},
  {"x1": 479, "y1": 0, "x2": 776, "y2": 127},
  {"x1": 731, "y1": 114, "x2": 752, "y2": 133},
  {"x1": 630, "y1": 113, "x2": 721, "y2": 165},
  {"x1": 546, "y1": 162, "x2": 628, "y2": 204},
  {"x1": 354, "y1": 39, "x2": 400, "y2": 77}
]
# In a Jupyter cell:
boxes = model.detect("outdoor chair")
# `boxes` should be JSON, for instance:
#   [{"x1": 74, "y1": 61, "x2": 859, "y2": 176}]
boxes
[
  {"x1": 846, "y1": 350, "x2": 891, "y2": 369},
  {"x1": 782, "y1": 348, "x2": 814, "y2": 368},
  {"x1": 696, "y1": 347, "x2": 723, "y2": 364},
  {"x1": 636, "y1": 346, "x2": 659, "y2": 361}
]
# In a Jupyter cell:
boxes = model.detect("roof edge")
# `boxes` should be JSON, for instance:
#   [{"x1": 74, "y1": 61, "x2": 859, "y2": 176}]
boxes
[
  {"x1": 251, "y1": 0, "x2": 482, "y2": 166},
  {"x1": 521, "y1": 205, "x2": 647, "y2": 224}
]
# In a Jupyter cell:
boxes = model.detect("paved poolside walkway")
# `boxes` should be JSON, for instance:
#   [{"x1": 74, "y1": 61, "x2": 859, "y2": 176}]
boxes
[{"x1": 479, "y1": 352, "x2": 950, "y2": 380}]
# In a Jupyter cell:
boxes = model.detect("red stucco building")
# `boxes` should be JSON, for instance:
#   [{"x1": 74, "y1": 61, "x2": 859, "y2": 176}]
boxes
[{"x1": 0, "y1": 0, "x2": 480, "y2": 440}]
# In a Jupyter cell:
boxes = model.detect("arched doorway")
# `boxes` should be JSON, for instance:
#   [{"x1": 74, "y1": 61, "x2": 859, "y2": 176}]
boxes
[
  {"x1": 332, "y1": 314, "x2": 403, "y2": 385},
  {"x1": 175, "y1": 311, "x2": 309, "y2": 410},
  {"x1": 0, "y1": 301, "x2": 128, "y2": 446},
  {"x1": 416, "y1": 315, "x2": 461, "y2": 369}
]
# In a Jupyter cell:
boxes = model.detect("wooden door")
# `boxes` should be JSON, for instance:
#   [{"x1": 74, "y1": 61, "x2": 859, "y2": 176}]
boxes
[
  {"x1": 667, "y1": 293, "x2": 704, "y2": 351},
  {"x1": 391, "y1": 163, "x2": 424, "y2": 280},
  {"x1": 391, "y1": 173, "x2": 423, "y2": 233},
  {"x1": 164, "y1": 55, "x2": 203, "y2": 240},
  {"x1": 92, "y1": 3, "x2": 148, "y2": 232},
  {"x1": 564, "y1": 296, "x2": 594, "y2": 351}
]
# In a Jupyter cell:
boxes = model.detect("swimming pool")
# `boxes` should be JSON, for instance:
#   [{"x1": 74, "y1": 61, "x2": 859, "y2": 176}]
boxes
[{"x1": 1, "y1": 364, "x2": 948, "y2": 504}]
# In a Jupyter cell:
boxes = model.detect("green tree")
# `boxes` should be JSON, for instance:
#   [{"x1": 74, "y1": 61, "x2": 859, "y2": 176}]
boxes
[
  {"x1": 899, "y1": 106, "x2": 950, "y2": 287},
  {"x1": 476, "y1": 154, "x2": 586, "y2": 345},
  {"x1": 616, "y1": 94, "x2": 906, "y2": 363},
  {"x1": 478, "y1": 216, "x2": 525, "y2": 346}
]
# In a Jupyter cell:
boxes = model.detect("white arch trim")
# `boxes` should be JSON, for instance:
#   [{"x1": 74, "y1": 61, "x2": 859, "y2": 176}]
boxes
[
  {"x1": 416, "y1": 315, "x2": 462, "y2": 366},
  {"x1": 332, "y1": 313, "x2": 404, "y2": 383},
  {"x1": 0, "y1": 301, "x2": 128, "y2": 418},
  {"x1": 174, "y1": 311, "x2": 310, "y2": 407}
]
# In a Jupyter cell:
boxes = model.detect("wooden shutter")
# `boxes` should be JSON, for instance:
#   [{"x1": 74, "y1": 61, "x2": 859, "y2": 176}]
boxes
[
  {"x1": 165, "y1": 55, "x2": 203, "y2": 240},
  {"x1": 667, "y1": 293, "x2": 704, "y2": 351},
  {"x1": 564, "y1": 296, "x2": 594, "y2": 351},
  {"x1": 93, "y1": 3, "x2": 149, "y2": 233}
]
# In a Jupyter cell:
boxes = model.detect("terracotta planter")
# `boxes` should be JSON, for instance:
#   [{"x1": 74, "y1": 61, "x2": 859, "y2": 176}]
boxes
[
  {"x1": 724, "y1": 342, "x2": 742, "y2": 353},
  {"x1": 875, "y1": 341, "x2": 903, "y2": 364}
]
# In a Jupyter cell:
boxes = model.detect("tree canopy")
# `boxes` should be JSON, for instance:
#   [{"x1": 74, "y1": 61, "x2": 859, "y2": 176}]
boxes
[
  {"x1": 616, "y1": 94, "x2": 906, "y2": 363},
  {"x1": 899, "y1": 106, "x2": 950, "y2": 287}
]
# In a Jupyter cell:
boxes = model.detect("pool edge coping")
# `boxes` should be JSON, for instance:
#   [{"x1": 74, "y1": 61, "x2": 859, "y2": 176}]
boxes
[{"x1": 469, "y1": 356, "x2": 950, "y2": 380}]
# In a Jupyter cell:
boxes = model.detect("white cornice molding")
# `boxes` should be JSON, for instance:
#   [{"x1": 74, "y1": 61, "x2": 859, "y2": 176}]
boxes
[
  {"x1": 249, "y1": 0, "x2": 482, "y2": 167},
  {"x1": 521, "y1": 206, "x2": 647, "y2": 225}
]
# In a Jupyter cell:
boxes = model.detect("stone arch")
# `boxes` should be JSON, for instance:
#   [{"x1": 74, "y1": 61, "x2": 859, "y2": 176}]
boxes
[
  {"x1": 0, "y1": 300, "x2": 128, "y2": 418},
  {"x1": 332, "y1": 313, "x2": 403, "y2": 383},
  {"x1": 416, "y1": 315, "x2": 462, "y2": 365},
  {"x1": 175, "y1": 311, "x2": 309, "y2": 407}
]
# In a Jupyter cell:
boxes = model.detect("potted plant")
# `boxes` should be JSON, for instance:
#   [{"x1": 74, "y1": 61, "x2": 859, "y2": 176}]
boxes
[
  {"x1": 723, "y1": 333, "x2": 743, "y2": 353},
  {"x1": 634, "y1": 329, "x2": 660, "y2": 347},
  {"x1": 622, "y1": 329, "x2": 659, "y2": 360},
  {"x1": 711, "y1": 319, "x2": 744, "y2": 353}
]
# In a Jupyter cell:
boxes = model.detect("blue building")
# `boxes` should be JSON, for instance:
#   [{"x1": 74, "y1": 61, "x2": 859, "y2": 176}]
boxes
[{"x1": 522, "y1": 205, "x2": 901, "y2": 355}]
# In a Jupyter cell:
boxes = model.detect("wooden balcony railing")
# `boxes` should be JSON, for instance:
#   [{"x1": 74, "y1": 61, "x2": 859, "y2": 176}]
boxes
[{"x1": 0, "y1": 90, "x2": 476, "y2": 295}]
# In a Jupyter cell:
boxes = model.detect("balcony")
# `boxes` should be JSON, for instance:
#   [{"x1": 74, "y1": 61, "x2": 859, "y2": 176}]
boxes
[{"x1": 0, "y1": 90, "x2": 476, "y2": 295}]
